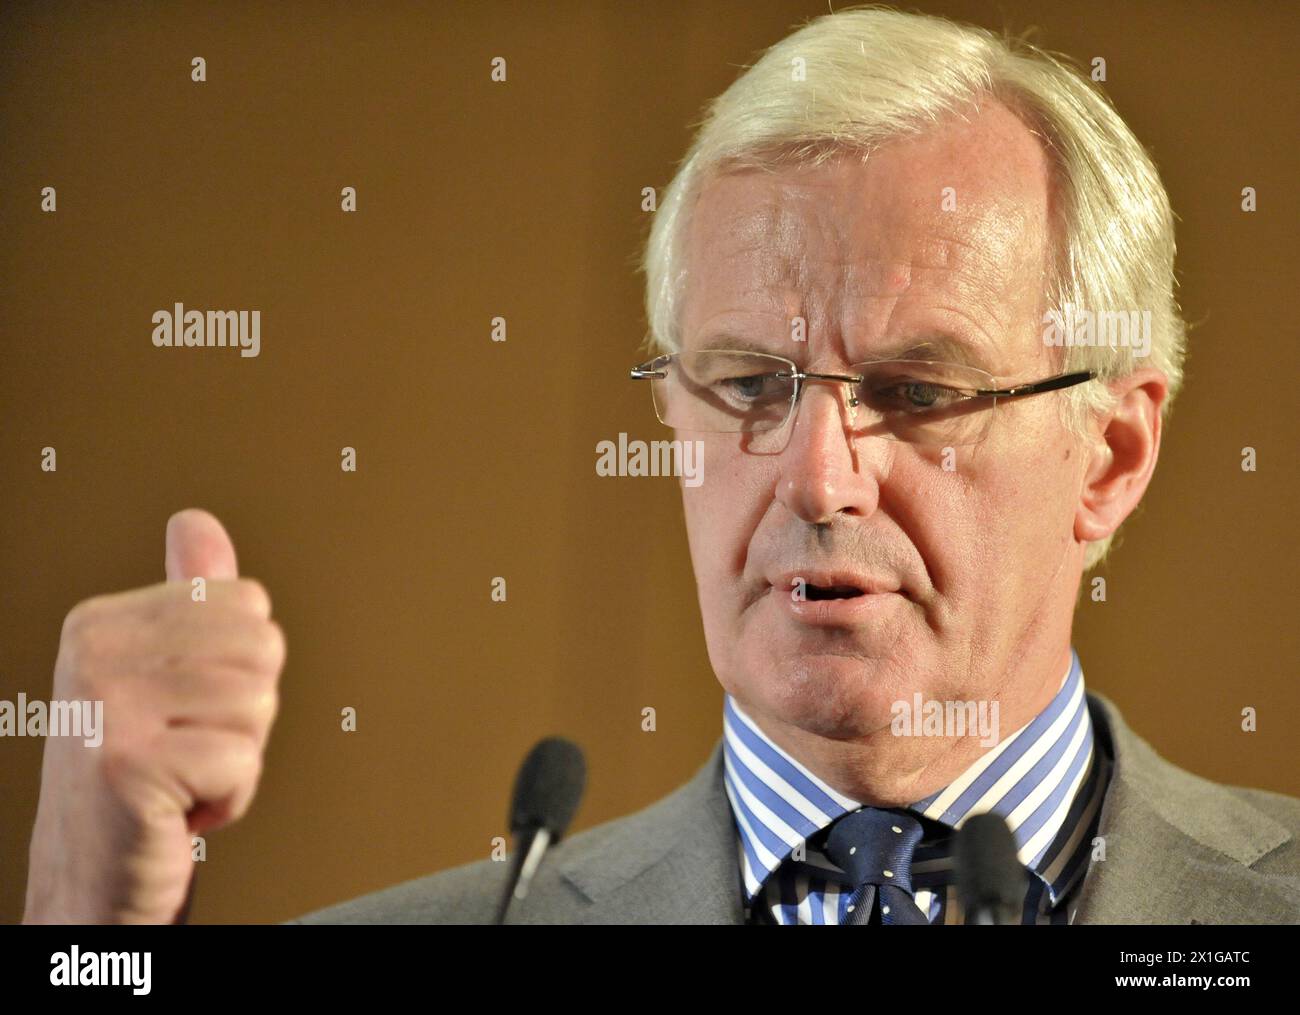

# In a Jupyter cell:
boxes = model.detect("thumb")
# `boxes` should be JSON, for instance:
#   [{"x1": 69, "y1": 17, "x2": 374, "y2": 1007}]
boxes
[{"x1": 165, "y1": 509, "x2": 239, "y2": 583}]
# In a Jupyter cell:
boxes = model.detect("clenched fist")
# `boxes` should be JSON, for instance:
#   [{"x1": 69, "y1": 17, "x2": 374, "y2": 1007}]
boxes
[{"x1": 23, "y1": 509, "x2": 286, "y2": 924}]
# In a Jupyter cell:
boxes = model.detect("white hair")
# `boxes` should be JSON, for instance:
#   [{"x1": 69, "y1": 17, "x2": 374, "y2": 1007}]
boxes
[{"x1": 640, "y1": 4, "x2": 1186, "y2": 570}]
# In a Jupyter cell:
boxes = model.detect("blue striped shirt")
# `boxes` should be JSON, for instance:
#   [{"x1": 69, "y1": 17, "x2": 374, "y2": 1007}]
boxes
[{"x1": 722, "y1": 649, "x2": 1110, "y2": 924}]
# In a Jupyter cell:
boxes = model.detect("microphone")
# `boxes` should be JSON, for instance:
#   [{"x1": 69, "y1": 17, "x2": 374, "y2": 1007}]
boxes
[
  {"x1": 954, "y1": 812, "x2": 1027, "y2": 925},
  {"x1": 493, "y1": 736, "x2": 586, "y2": 925}
]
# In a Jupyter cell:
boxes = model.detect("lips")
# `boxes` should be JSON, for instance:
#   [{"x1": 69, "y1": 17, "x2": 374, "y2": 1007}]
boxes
[
  {"x1": 768, "y1": 569, "x2": 905, "y2": 628},
  {"x1": 773, "y1": 570, "x2": 900, "y2": 598}
]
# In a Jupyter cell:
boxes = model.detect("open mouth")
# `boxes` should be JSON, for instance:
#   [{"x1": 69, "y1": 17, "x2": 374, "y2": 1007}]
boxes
[{"x1": 803, "y1": 583, "x2": 865, "y2": 601}]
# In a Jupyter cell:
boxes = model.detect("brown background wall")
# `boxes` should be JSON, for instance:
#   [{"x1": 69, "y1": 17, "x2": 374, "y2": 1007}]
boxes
[{"x1": 1, "y1": 0, "x2": 1295, "y2": 923}]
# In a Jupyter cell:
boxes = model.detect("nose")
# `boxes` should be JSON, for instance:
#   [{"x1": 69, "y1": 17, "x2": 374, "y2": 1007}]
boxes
[{"x1": 774, "y1": 378, "x2": 889, "y2": 524}]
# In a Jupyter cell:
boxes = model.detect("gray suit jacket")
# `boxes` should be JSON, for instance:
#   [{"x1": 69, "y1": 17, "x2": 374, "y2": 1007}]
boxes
[{"x1": 290, "y1": 691, "x2": 1300, "y2": 924}]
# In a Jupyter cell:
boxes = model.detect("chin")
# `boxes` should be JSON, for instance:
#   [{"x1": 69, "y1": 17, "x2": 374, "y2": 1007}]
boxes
[{"x1": 729, "y1": 651, "x2": 908, "y2": 741}]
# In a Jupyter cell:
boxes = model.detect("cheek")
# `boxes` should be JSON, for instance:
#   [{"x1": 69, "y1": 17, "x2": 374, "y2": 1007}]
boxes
[
  {"x1": 887, "y1": 447, "x2": 1046, "y2": 602},
  {"x1": 680, "y1": 482, "x2": 718, "y2": 584},
  {"x1": 924, "y1": 439, "x2": 1078, "y2": 600},
  {"x1": 679, "y1": 437, "x2": 768, "y2": 578},
  {"x1": 679, "y1": 439, "x2": 776, "y2": 661}
]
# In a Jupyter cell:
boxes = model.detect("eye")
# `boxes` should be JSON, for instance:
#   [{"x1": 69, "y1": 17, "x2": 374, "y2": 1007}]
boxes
[
  {"x1": 719, "y1": 372, "x2": 784, "y2": 402},
  {"x1": 868, "y1": 379, "x2": 964, "y2": 412}
]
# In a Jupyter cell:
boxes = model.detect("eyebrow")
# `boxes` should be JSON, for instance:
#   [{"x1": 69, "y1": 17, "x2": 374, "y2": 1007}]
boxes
[
  {"x1": 687, "y1": 334, "x2": 788, "y2": 356},
  {"x1": 864, "y1": 335, "x2": 995, "y2": 369},
  {"x1": 688, "y1": 332, "x2": 998, "y2": 370}
]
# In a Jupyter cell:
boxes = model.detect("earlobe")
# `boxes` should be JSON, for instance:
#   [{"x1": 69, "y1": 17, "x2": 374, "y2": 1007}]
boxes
[
  {"x1": 1073, "y1": 435, "x2": 1117, "y2": 544},
  {"x1": 1073, "y1": 369, "x2": 1168, "y2": 545}
]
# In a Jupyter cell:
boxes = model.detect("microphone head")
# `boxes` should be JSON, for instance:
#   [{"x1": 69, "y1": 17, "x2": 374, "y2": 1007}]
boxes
[
  {"x1": 509, "y1": 737, "x2": 587, "y2": 841},
  {"x1": 955, "y1": 812, "x2": 1027, "y2": 923}
]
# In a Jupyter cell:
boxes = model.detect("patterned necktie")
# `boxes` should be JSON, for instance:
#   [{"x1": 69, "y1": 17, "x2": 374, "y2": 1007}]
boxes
[{"x1": 823, "y1": 807, "x2": 930, "y2": 925}]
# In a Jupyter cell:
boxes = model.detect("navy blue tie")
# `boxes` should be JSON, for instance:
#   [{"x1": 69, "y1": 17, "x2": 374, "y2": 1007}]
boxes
[{"x1": 824, "y1": 807, "x2": 930, "y2": 925}]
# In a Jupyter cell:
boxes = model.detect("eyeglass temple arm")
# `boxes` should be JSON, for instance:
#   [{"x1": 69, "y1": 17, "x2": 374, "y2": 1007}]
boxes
[
  {"x1": 974, "y1": 370, "x2": 1096, "y2": 399},
  {"x1": 629, "y1": 362, "x2": 1096, "y2": 398}
]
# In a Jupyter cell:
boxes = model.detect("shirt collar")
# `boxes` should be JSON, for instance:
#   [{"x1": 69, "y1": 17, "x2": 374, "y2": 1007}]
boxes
[{"x1": 722, "y1": 649, "x2": 1098, "y2": 904}]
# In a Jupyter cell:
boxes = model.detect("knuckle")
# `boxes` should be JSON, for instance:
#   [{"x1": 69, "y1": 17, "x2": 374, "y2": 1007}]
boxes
[
  {"x1": 228, "y1": 794, "x2": 254, "y2": 823},
  {"x1": 233, "y1": 578, "x2": 272, "y2": 617},
  {"x1": 59, "y1": 619, "x2": 119, "y2": 687},
  {"x1": 242, "y1": 743, "x2": 265, "y2": 782},
  {"x1": 61, "y1": 596, "x2": 103, "y2": 641},
  {"x1": 262, "y1": 689, "x2": 281, "y2": 735},
  {"x1": 254, "y1": 620, "x2": 286, "y2": 673},
  {"x1": 74, "y1": 621, "x2": 116, "y2": 661},
  {"x1": 249, "y1": 686, "x2": 279, "y2": 729},
  {"x1": 228, "y1": 745, "x2": 264, "y2": 809}
]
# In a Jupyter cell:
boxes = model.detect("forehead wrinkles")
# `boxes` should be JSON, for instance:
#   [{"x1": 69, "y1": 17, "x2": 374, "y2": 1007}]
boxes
[
  {"x1": 684, "y1": 162, "x2": 1044, "y2": 345},
  {"x1": 839, "y1": 198, "x2": 1039, "y2": 341},
  {"x1": 704, "y1": 185, "x2": 827, "y2": 298}
]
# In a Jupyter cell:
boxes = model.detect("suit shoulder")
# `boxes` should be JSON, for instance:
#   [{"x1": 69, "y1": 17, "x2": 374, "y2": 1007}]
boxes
[
  {"x1": 1095, "y1": 694, "x2": 1299, "y2": 870},
  {"x1": 288, "y1": 850, "x2": 519, "y2": 924},
  {"x1": 287, "y1": 775, "x2": 703, "y2": 925},
  {"x1": 1124, "y1": 739, "x2": 1300, "y2": 904},
  {"x1": 1133, "y1": 749, "x2": 1300, "y2": 872}
]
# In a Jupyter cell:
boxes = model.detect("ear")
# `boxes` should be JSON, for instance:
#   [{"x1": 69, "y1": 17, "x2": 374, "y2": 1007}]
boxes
[{"x1": 1074, "y1": 368, "x2": 1169, "y2": 545}]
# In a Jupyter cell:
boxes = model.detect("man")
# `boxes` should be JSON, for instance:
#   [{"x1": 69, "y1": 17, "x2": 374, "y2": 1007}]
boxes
[{"x1": 23, "y1": 7, "x2": 1300, "y2": 925}]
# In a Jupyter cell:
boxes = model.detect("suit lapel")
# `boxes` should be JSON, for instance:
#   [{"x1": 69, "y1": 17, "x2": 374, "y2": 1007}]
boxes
[{"x1": 1072, "y1": 691, "x2": 1293, "y2": 924}]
